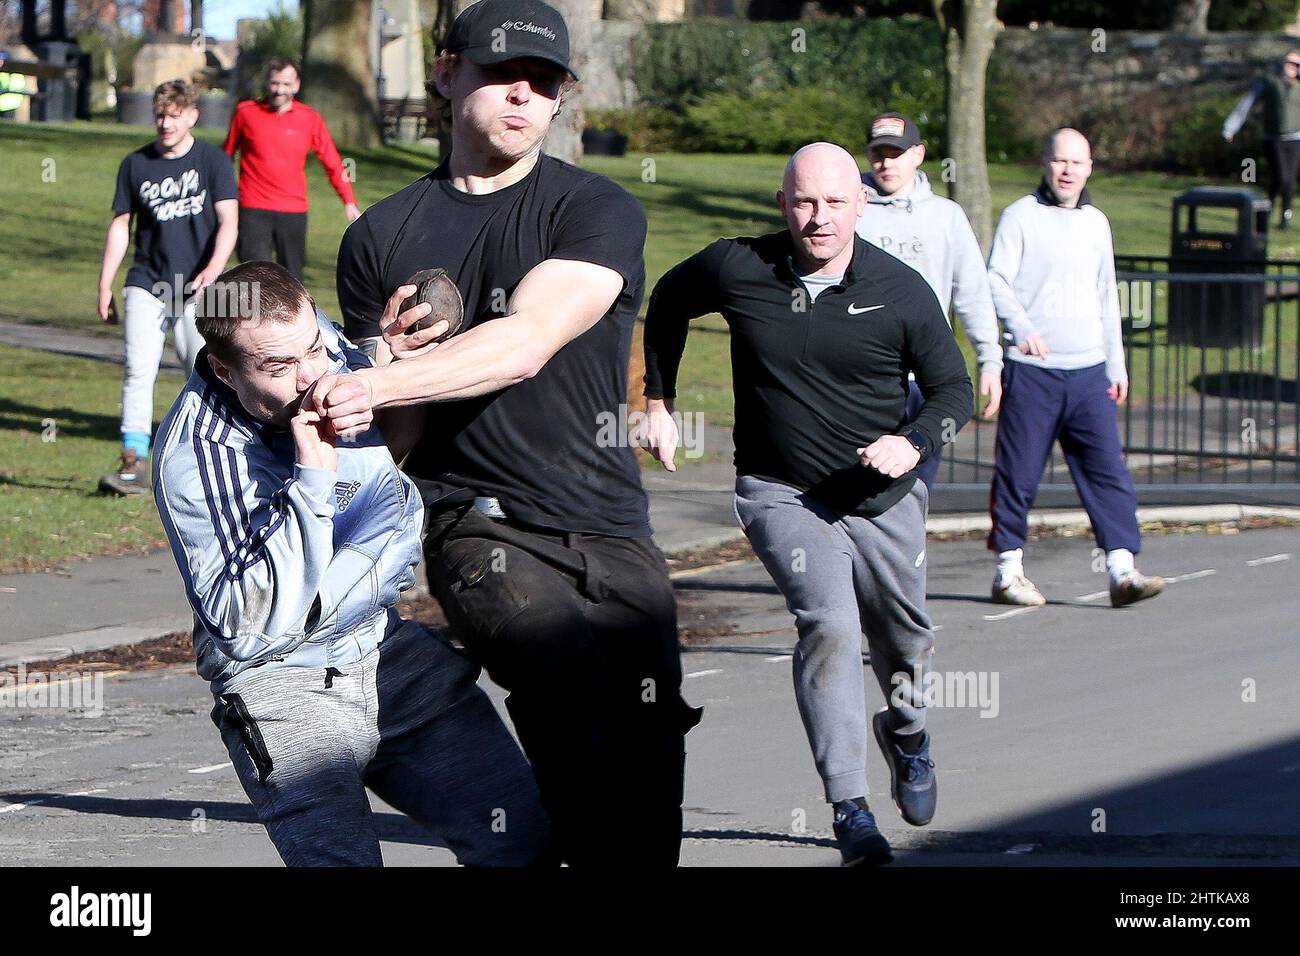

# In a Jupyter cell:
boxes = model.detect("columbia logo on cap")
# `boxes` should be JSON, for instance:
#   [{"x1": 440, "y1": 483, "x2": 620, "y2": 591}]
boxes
[
  {"x1": 500, "y1": 19, "x2": 557, "y2": 42},
  {"x1": 872, "y1": 117, "x2": 906, "y2": 139}
]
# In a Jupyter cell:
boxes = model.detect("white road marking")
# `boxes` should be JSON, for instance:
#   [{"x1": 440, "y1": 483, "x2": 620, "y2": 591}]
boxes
[
  {"x1": 187, "y1": 762, "x2": 233, "y2": 775},
  {"x1": 1246, "y1": 553, "x2": 1291, "y2": 567},
  {"x1": 1280, "y1": 762, "x2": 1300, "y2": 774},
  {"x1": 1166, "y1": 569, "x2": 1217, "y2": 583},
  {"x1": 764, "y1": 655, "x2": 792, "y2": 663},
  {"x1": 685, "y1": 669, "x2": 723, "y2": 679},
  {"x1": 0, "y1": 798, "x2": 47, "y2": 815},
  {"x1": 1004, "y1": 843, "x2": 1039, "y2": 855},
  {"x1": 983, "y1": 606, "x2": 1039, "y2": 622},
  {"x1": 1075, "y1": 590, "x2": 1110, "y2": 603},
  {"x1": 0, "y1": 788, "x2": 109, "y2": 816}
]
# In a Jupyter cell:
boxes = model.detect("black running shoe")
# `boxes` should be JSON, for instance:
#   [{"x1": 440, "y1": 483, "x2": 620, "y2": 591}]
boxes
[
  {"x1": 873, "y1": 710, "x2": 937, "y2": 826},
  {"x1": 832, "y1": 800, "x2": 894, "y2": 867}
]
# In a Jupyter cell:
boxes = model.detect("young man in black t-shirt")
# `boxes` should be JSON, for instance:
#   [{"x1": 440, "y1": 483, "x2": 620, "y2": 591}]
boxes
[
  {"x1": 322, "y1": 0, "x2": 700, "y2": 866},
  {"x1": 641, "y1": 143, "x2": 972, "y2": 866},
  {"x1": 96, "y1": 79, "x2": 238, "y2": 495}
]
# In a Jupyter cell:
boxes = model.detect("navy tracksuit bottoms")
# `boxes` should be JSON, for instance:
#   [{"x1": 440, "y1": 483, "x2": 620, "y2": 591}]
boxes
[{"x1": 988, "y1": 361, "x2": 1141, "y2": 555}]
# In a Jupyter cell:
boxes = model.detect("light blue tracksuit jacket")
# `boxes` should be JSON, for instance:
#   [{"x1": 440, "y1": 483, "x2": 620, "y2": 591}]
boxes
[{"x1": 152, "y1": 315, "x2": 423, "y2": 694}]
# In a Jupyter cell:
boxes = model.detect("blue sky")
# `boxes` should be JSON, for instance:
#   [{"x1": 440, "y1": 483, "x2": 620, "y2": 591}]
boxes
[{"x1": 204, "y1": 0, "x2": 299, "y2": 42}]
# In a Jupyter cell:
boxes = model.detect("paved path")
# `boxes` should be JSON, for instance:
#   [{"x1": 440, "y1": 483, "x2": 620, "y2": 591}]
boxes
[{"x1": 3, "y1": 525, "x2": 1296, "y2": 866}]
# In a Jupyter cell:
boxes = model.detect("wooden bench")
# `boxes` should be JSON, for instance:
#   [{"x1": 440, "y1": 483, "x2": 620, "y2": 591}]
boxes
[{"x1": 380, "y1": 98, "x2": 429, "y2": 140}]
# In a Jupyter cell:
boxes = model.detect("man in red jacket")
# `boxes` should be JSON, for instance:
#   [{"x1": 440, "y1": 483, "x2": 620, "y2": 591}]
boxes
[{"x1": 224, "y1": 57, "x2": 361, "y2": 280}]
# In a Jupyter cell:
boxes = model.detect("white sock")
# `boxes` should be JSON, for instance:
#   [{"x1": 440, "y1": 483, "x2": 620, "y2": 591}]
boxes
[
  {"x1": 1106, "y1": 548, "x2": 1135, "y2": 584},
  {"x1": 996, "y1": 549, "x2": 1024, "y2": 584}
]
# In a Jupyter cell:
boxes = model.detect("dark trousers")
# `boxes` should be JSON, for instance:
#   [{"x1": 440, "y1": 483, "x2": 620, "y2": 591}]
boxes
[
  {"x1": 1269, "y1": 138, "x2": 1300, "y2": 216},
  {"x1": 905, "y1": 379, "x2": 943, "y2": 490},
  {"x1": 237, "y1": 206, "x2": 308, "y2": 280},
  {"x1": 212, "y1": 618, "x2": 553, "y2": 866},
  {"x1": 424, "y1": 504, "x2": 702, "y2": 867},
  {"x1": 988, "y1": 361, "x2": 1141, "y2": 555}
]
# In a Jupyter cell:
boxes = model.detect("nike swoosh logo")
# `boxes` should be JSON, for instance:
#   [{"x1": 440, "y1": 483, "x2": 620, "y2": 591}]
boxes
[{"x1": 847, "y1": 303, "x2": 886, "y2": 315}]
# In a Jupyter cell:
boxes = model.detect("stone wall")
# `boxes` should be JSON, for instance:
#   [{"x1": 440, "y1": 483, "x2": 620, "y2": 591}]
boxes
[
  {"x1": 989, "y1": 27, "x2": 1300, "y2": 164},
  {"x1": 994, "y1": 26, "x2": 1299, "y2": 99}
]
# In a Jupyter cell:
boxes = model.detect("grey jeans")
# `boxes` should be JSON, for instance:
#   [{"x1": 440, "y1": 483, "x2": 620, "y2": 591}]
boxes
[
  {"x1": 212, "y1": 616, "x2": 553, "y2": 866},
  {"x1": 735, "y1": 475, "x2": 935, "y2": 803}
]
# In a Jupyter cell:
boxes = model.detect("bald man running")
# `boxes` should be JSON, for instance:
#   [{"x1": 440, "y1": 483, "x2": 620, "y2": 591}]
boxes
[{"x1": 641, "y1": 143, "x2": 972, "y2": 866}]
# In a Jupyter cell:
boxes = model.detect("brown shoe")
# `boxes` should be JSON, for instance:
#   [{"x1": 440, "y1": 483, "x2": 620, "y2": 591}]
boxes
[
  {"x1": 1109, "y1": 572, "x2": 1165, "y2": 608},
  {"x1": 98, "y1": 449, "x2": 151, "y2": 496}
]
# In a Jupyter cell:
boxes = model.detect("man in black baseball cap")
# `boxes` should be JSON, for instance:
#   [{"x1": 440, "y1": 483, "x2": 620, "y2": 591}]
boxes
[
  {"x1": 857, "y1": 109, "x2": 1004, "y2": 492},
  {"x1": 326, "y1": 0, "x2": 701, "y2": 867},
  {"x1": 443, "y1": 0, "x2": 578, "y2": 80},
  {"x1": 867, "y1": 111, "x2": 922, "y2": 151}
]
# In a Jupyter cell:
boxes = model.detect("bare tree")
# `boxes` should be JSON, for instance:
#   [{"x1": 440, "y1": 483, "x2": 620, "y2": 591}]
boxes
[
  {"x1": 301, "y1": 0, "x2": 382, "y2": 149},
  {"x1": 1171, "y1": 0, "x2": 1210, "y2": 35},
  {"x1": 541, "y1": 0, "x2": 588, "y2": 165},
  {"x1": 932, "y1": 0, "x2": 999, "y2": 252},
  {"x1": 431, "y1": 0, "x2": 475, "y2": 159}
]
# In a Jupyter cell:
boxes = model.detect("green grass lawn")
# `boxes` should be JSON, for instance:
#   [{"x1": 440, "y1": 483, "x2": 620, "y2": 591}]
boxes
[
  {"x1": 0, "y1": 343, "x2": 181, "y2": 572},
  {"x1": 0, "y1": 120, "x2": 1287, "y2": 567},
  {"x1": 0, "y1": 122, "x2": 436, "y2": 332},
  {"x1": 584, "y1": 153, "x2": 1297, "y2": 434}
]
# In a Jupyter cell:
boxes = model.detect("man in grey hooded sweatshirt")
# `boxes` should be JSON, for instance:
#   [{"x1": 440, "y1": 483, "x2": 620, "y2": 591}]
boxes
[{"x1": 855, "y1": 112, "x2": 1002, "y2": 489}]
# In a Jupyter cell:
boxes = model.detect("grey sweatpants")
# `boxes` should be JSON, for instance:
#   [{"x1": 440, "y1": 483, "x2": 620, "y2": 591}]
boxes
[
  {"x1": 734, "y1": 475, "x2": 935, "y2": 803},
  {"x1": 211, "y1": 616, "x2": 552, "y2": 866}
]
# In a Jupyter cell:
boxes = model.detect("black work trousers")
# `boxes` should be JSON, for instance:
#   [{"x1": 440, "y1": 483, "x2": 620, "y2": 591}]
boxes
[
  {"x1": 424, "y1": 504, "x2": 702, "y2": 867},
  {"x1": 237, "y1": 206, "x2": 307, "y2": 280},
  {"x1": 1269, "y1": 138, "x2": 1300, "y2": 215}
]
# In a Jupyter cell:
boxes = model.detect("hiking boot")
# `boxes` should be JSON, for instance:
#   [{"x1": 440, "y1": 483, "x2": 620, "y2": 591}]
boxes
[
  {"x1": 98, "y1": 449, "x2": 151, "y2": 496},
  {"x1": 832, "y1": 800, "x2": 893, "y2": 867},
  {"x1": 1110, "y1": 571, "x2": 1165, "y2": 608},
  {"x1": 872, "y1": 710, "x2": 937, "y2": 827},
  {"x1": 991, "y1": 573, "x2": 1046, "y2": 606}
]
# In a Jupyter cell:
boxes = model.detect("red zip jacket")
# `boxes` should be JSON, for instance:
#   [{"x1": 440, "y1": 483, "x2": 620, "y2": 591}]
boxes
[{"x1": 223, "y1": 99, "x2": 357, "y2": 213}]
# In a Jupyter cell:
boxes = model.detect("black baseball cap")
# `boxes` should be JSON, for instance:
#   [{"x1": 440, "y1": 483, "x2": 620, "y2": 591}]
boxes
[
  {"x1": 867, "y1": 112, "x2": 922, "y2": 151},
  {"x1": 443, "y1": 0, "x2": 577, "y2": 81}
]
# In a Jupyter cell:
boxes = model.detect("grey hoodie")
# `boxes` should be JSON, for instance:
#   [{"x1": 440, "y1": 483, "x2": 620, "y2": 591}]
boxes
[
  {"x1": 856, "y1": 169, "x2": 1003, "y2": 374},
  {"x1": 987, "y1": 182, "x2": 1126, "y2": 383}
]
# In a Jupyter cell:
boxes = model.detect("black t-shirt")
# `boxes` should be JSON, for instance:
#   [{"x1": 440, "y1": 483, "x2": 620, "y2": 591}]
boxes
[
  {"x1": 337, "y1": 155, "x2": 651, "y2": 537},
  {"x1": 644, "y1": 233, "x2": 973, "y2": 517},
  {"x1": 112, "y1": 139, "x2": 238, "y2": 294}
]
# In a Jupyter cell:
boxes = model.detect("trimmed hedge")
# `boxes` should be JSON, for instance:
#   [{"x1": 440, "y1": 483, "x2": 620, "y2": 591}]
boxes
[
  {"x1": 628, "y1": 17, "x2": 944, "y2": 108},
  {"x1": 589, "y1": 18, "x2": 1263, "y2": 172},
  {"x1": 594, "y1": 17, "x2": 1032, "y2": 159}
]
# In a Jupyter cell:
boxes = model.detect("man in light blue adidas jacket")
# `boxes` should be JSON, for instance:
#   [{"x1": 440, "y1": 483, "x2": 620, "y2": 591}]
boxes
[
  {"x1": 855, "y1": 112, "x2": 1002, "y2": 489},
  {"x1": 152, "y1": 259, "x2": 551, "y2": 866}
]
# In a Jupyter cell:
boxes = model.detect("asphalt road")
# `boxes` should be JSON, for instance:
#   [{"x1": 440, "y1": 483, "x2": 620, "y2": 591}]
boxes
[{"x1": 2, "y1": 525, "x2": 1297, "y2": 867}]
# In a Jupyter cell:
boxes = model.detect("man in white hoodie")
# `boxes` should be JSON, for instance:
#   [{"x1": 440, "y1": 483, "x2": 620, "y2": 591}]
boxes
[
  {"x1": 856, "y1": 112, "x2": 1002, "y2": 489},
  {"x1": 986, "y1": 128, "x2": 1163, "y2": 608}
]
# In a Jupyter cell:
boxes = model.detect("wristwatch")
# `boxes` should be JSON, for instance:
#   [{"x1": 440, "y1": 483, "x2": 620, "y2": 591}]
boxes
[{"x1": 898, "y1": 426, "x2": 932, "y2": 462}]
